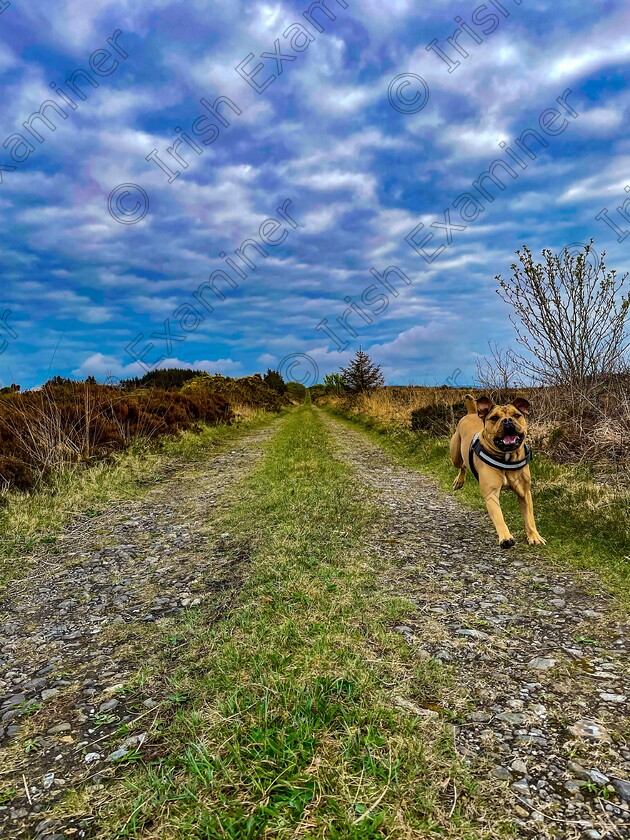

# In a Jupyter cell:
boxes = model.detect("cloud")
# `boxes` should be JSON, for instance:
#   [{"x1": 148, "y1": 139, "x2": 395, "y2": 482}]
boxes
[
  {"x1": 3, "y1": 0, "x2": 630, "y2": 388},
  {"x1": 73, "y1": 352, "x2": 243, "y2": 379}
]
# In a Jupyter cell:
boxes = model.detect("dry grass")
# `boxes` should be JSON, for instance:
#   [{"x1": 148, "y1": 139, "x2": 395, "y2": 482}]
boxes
[
  {"x1": 229, "y1": 403, "x2": 273, "y2": 422},
  {"x1": 325, "y1": 387, "x2": 467, "y2": 429},
  {"x1": 321, "y1": 383, "x2": 630, "y2": 477},
  {"x1": 0, "y1": 383, "x2": 232, "y2": 492}
]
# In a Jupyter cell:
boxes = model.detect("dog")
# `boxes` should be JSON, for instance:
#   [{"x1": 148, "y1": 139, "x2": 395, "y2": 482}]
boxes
[{"x1": 450, "y1": 394, "x2": 545, "y2": 548}]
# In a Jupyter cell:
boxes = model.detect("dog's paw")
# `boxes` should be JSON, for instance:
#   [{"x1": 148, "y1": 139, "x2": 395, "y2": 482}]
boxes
[
  {"x1": 452, "y1": 479, "x2": 464, "y2": 491},
  {"x1": 500, "y1": 537, "x2": 516, "y2": 549},
  {"x1": 527, "y1": 533, "x2": 547, "y2": 545}
]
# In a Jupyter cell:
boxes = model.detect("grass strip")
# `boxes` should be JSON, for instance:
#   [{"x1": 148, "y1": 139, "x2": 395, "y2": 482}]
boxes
[
  {"x1": 322, "y1": 407, "x2": 629, "y2": 601},
  {"x1": 97, "y1": 404, "x2": 508, "y2": 839}
]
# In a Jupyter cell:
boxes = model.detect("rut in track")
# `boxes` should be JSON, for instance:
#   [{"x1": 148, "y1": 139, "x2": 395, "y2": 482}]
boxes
[
  {"x1": 0, "y1": 422, "x2": 280, "y2": 840},
  {"x1": 321, "y1": 410, "x2": 630, "y2": 840}
]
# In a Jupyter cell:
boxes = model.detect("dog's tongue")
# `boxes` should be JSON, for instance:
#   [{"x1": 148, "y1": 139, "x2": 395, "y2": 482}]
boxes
[{"x1": 503, "y1": 434, "x2": 519, "y2": 445}]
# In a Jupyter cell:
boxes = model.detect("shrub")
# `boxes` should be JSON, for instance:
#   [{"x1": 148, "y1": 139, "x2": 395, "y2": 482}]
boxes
[
  {"x1": 263, "y1": 369, "x2": 287, "y2": 394},
  {"x1": 322, "y1": 373, "x2": 345, "y2": 395},
  {"x1": 410, "y1": 401, "x2": 467, "y2": 436},
  {"x1": 182, "y1": 373, "x2": 290, "y2": 412},
  {"x1": 285, "y1": 381, "x2": 306, "y2": 402},
  {"x1": 0, "y1": 383, "x2": 232, "y2": 493},
  {"x1": 121, "y1": 368, "x2": 201, "y2": 391}
]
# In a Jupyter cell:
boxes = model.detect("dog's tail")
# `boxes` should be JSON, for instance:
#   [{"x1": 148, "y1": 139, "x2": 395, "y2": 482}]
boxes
[{"x1": 464, "y1": 394, "x2": 477, "y2": 415}]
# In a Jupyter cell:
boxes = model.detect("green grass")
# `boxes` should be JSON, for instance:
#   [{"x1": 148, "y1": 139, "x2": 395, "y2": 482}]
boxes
[
  {"x1": 0, "y1": 412, "x2": 280, "y2": 592},
  {"x1": 323, "y1": 407, "x2": 629, "y2": 601},
  {"x1": 94, "y1": 405, "x2": 508, "y2": 839}
]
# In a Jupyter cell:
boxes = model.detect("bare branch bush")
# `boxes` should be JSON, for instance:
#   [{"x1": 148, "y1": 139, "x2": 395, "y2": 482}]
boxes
[
  {"x1": 475, "y1": 341, "x2": 523, "y2": 403},
  {"x1": 496, "y1": 240, "x2": 630, "y2": 475},
  {"x1": 496, "y1": 240, "x2": 629, "y2": 391}
]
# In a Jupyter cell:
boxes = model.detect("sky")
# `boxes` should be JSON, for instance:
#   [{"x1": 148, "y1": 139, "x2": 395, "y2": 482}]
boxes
[{"x1": 1, "y1": 0, "x2": 630, "y2": 389}]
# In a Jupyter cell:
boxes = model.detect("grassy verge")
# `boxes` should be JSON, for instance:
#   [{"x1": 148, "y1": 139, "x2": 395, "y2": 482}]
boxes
[
  {"x1": 323, "y1": 407, "x2": 629, "y2": 600},
  {"x1": 95, "y1": 404, "x2": 507, "y2": 838},
  {"x1": 0, "y1": 411, "x2": 279, "y2": 591}
]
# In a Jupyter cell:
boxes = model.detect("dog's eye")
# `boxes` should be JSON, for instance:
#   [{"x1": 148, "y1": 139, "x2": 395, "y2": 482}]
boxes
[
  {"x1": 513, "y1": 413, "x2": 522, "y2": 419},
  {"x1": 489, "y1": 414, "x2": 499, "y2": 421}
]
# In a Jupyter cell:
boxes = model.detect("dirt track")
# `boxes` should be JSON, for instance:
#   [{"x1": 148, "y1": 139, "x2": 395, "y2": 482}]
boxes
[
  {"x1": 0, "y1": 425, "x2": 277, "y2": 839},
  {"x1": 1, "y1": 411, "x2": 628, "y2": 839}
]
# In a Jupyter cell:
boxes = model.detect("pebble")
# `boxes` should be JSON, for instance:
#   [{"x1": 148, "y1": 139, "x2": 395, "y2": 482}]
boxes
[
  {"x1": 469, "y1": 711, "x2": 491, "y2": 722},
  {"x1": 456, "y1": 628, "x2": 490, "y2": 640},
  {"x1": 528, "y1": 657, "x2": 556, "y2": 670},
  {"x1": 612, "y1": 778, "x2": 630, "y2": 802},
  {"x1": 599, "y1": 693, "x2": 626, "y2": 703},
  {"x1": 41, "y1": 689, "x2": 60, "y2": 701},
  {"x1": 497, "y1": 712, "x2": 526, "y2": 724},
  {"x1": 569, "y1": 720, "x2": 611, "y2": 742},
  {"x1": 568, "y1": 760, "x2": 588, "y2": 779},
  {"x1": 511, "y1": 759, "x2": 528, "y2": 776},
  {"x1": 565, "y1": 779, "x2": 585, "y2": 794},
  {"x1": 511, "y1": 778, "x2": 530, "y2": 795},
  {"x1": 47, "y1": 723, "x2": 71, "y2": 735},
  {"x1": 107, "y1": 747, "x2": 130, "y2": 762},
  {"x1": 587, "y1": 770, "x2": 609, "y2": 786},
  {"x1": 1, "y1": 694, "x2": 26, "y2": 709}
]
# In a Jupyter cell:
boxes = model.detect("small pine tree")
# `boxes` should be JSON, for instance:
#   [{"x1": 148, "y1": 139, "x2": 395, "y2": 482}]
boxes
[
  {"x1": 263, "y1": 368, "x2": 286, "y2": 394},
  {"x1": 340, "y1": 349, "x2": 385, "y2": 393}
]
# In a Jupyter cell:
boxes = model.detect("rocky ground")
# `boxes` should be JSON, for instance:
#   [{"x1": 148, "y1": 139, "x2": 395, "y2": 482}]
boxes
[
  {"x1": 1, "y1": 411, "x2": 628, "y2": 839},
  {"x1": 0, "y1": 425, "x2": 277, "y2": 839},
  {"x1": 321, "y1": 412, "x2": 629, "y2": 840}
]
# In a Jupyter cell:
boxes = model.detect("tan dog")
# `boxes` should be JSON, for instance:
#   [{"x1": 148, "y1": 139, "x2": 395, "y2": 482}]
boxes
[{"x1": 450, "y1": 394, "x2": 545, "y2": 548}]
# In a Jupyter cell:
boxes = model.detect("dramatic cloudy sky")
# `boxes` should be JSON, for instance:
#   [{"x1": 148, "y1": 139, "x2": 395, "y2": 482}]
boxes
[{"x1": 1, "y1": 0, "x2": 629, "y2": 388}]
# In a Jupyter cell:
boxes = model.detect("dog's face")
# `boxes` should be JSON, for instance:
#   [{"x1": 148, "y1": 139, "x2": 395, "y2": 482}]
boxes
[{"x1": 477, "y1": 396, "x2": 531, "y2": 453}]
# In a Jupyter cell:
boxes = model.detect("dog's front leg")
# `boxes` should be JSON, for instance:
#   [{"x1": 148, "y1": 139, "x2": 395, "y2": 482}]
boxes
[
  {"x1": 480, "y1": 480, "x2": 515, "y2": 548},
  {"x1": 516, "y1": 486, "x2": 546, "y2": 545}
]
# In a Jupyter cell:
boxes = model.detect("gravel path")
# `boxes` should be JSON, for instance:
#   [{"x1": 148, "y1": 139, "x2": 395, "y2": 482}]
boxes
[
  {"x1": 321, "y1": 411, "x2": 630, "y2": 840},
  {"x1": 2, "y1": 411, "x2": 628, "y2": 839},
  {"x1": 0, "y1": 424, "x2": 278, "y2": 839}
]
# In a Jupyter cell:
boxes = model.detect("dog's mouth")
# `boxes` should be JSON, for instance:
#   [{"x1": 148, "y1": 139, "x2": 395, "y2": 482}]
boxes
[{"x1": 494, "y1": 433, "x2": 524, "y2": 451}]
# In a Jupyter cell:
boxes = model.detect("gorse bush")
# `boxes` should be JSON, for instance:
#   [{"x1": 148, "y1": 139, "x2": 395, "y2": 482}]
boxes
[
  {"x1": 182, "y1": 373, "x2": 291, "y2": 412},
  {"x1": 263, "y1": 368, "x2": 287, "y2": 394},
  {"x1": 121, "y1": 368, "x2": 201, "y2": 391},
  {"x1": 0, "y1": 372, "x2": 292, "y2": 494},
  {"x1": 0, "y1": 382, "x2": 232, "y2": 493},
  {"x1": 285, "y1": 381, "x2": 307, "y2": 401}
]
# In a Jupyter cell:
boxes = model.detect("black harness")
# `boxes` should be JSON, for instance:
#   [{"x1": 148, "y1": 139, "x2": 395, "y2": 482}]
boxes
[{"x1": 469, "y1": 433, "x2": 532, "y2": 482}]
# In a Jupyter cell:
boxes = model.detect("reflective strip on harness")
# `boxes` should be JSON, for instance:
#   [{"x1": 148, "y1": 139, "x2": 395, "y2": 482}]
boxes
[{"x1": 469, "y1": 433, "x2": 532, "y2": 482}]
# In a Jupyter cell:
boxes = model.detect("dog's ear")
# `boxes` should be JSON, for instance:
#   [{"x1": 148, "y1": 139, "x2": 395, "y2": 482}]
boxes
[
  {"x1": 511, "y1": 397, "x2": 531, "y2": 416},
  {"x1": 476, "y1": 395, "x2": 494, "y2": 419}
]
